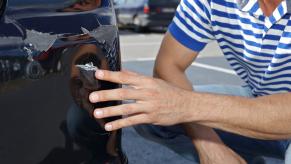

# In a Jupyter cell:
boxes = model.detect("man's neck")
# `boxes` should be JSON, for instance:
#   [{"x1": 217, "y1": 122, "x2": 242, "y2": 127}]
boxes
[{"x1": 259, "y1": 0, "x2": 283, "y2": 16}]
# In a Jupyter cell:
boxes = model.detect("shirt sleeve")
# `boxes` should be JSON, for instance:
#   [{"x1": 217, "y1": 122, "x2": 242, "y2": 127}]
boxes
[{"x1": 169, "y1": 0, "x2": 214, "y2": 52}]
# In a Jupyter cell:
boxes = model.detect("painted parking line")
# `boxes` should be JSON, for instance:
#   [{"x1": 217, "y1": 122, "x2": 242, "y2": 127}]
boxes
[
  {"x1": 121, "y1": 42, "x2": 161, "y2": 47},
  {"x1": 191, "y1": 62, "x2": 236, "y2": 75},
  {"x1": 123, "y1": 58, "x2": 236, "y2": 75}
]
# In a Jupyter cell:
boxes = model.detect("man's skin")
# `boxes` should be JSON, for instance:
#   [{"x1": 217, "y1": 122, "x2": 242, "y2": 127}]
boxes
[
  {"x1": 153, "y1": 33, "x2": 246, "y2": 164},
  {"x1": 89, "y1": 0, "x2": 290, "y2": 163}
]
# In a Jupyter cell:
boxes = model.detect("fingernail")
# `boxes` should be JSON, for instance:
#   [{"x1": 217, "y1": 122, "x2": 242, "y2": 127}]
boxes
[
  {"x1": 105, "y1": 124, "x2": 113, "y2": 131},
  {"x1": 94, "y1": 110, "x2": 103, "y2": 118},
  {"x1": 96, "y1": 70, "x2": 104, "y2": 79},
  {"x1": 89, "y1": 93, "x2": 98, "y2": 102}
]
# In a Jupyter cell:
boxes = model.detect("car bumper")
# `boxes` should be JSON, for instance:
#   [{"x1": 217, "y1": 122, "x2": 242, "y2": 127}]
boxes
[{"x1": 138, "y1": 14, "x2": 173, "y2": 27}]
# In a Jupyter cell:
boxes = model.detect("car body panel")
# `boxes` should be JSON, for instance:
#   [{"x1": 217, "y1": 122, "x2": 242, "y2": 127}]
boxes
[{"x1": 0, "y1": 0, "x2": 126, "y2": 163}]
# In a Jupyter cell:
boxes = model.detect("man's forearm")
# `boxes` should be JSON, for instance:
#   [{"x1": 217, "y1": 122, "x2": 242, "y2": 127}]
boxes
[
  {"x1": 153, "y1": 32, "x2": 245, "y2": 163},
  {"x1": 154, "y1": 63, "x2": 245, "y2": 164},
  {"x1": 185, "y1": 123, "x2": 246, "y2": 164},
  {"x1": 189, "y1": 92, "x2": 291, "y2": 140},
  {"x1": 154, "y1": 72, "x2": 245, "y2": 163}
]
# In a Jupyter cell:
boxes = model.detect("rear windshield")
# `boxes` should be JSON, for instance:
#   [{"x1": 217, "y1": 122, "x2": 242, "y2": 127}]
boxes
[{"x1": 149, "y1": 0, "x2": 180, "y2": 5}]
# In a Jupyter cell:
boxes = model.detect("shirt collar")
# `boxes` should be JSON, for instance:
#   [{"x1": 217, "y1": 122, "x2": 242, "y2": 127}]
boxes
[
  {"x1": 237, "y1": 0, "x2": 291, "y2": 15},
  {"x1": 237, "y1": 0, "x2": 291, "y2": 36}
]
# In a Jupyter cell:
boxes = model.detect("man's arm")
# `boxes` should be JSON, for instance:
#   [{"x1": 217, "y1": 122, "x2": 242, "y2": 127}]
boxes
[
  {"x1": 150, "y1": 32, "x2": 291, "y2": 141},
  {"x1": 150, "y1": 31, "x2": 291, "y2": 140},
  {"x1": 89, "y1": 35, "x2": 291, "y2": 141},
  {"x1": 156, "y1": 33, "x2": 291, "y2": 140},
  {"x1": 154, "y1": 32, "x2": 245, "y2": 164},
  {"x1": 89, "y1": 41, "x2": 291, "y2": 142},
  {"x1": 189, "y1": 91, "x2": 291, "y2": 140}
]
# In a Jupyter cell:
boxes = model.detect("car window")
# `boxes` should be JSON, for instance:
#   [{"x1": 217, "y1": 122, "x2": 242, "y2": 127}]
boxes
[
  {"x1": 114, "y1": 0, "x2": 126, "y2": 5},
  {"x1": 126, "y1": 0, "x2": 137, "y2": 5},
  {"x1": 114, "y1": 0, "x2": 145, "y2": 5}
]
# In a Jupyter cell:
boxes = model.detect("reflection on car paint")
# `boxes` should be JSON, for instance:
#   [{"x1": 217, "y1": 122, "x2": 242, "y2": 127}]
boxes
[
  {"x1": 70, "y1": 43, "x2": 126, "y2": 163},
  {"x1": 61, "y1": 0, "x2": 102, "y2": 12}
]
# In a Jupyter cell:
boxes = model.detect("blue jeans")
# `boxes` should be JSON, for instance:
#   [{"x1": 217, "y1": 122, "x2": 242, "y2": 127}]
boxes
[{"x1": 134, "y1": 85, "x2": 291, "y2": 163}]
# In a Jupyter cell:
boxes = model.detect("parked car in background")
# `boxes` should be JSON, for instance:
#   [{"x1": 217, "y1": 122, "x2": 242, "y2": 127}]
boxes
[
  {"x1": 0, "y1": 0, "x2": 127, "y2": 163},
  {"x1": 114, "y1": 0, "x2": 179, "y2": 32}
]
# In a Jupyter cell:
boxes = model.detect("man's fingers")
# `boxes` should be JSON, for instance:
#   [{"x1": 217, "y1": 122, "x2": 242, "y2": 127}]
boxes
[
  {"x1": 95, "y1": 70, "x2": 142, "y2": 85},
  {"x1": 104, "y1": 114, "x2": 149, "y2": 131},
  {"x1": 93, "y1": 104, "x2": 143, "y2": 119},
  {"x1": 89, "y1": 88, "x2": 147, "y2": 102},
  {"x1": 121, "y1": 70, "x2": 139, "y2": 76}
]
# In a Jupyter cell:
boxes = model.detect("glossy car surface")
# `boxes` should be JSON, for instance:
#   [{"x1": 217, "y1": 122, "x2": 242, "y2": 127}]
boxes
[
  {"x1": 114, "y1": 0, "x2": 179, "y2": 32},
  {"x1": 0, "y1": 0, "x2": 127, "y2": 163}
]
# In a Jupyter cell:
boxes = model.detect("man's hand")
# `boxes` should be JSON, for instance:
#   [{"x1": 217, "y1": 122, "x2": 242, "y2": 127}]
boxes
[{"x1": 89, "y1": 70, "x2": 192, "y2": 131}]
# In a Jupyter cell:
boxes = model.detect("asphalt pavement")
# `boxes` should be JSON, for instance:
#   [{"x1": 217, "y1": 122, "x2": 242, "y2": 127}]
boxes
[{"x1": 119, "y1": 30, "x2": 283, "y2": 164}]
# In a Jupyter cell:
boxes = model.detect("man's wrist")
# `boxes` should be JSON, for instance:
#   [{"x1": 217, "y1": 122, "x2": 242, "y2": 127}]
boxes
[
  {"x1": 187, "y1": 92, "x2": 210, "y2": 123},
  {"x1": 180, "y1": 90, "x2": 203, "y2": 123},
  {"x1": 187, "y1": 92, "x2": 234, "y2": 124}
]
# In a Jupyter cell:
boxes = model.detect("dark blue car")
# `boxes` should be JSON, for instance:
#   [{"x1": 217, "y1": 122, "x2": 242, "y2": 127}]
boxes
[
  {"x1": 0, "y1": 0, "x2": 127, "y2": 163},
  {"x1": 114, "y1": 0, "x2": 179, "y2": 32}
]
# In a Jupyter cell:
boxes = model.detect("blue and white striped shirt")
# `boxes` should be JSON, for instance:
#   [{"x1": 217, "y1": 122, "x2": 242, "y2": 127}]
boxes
[{"x1": 169, "y1": 0, "x2": 291, "y2": 96}]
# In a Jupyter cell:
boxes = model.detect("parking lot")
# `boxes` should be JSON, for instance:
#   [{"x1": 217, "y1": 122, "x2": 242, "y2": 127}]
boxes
[{"x1": 119, "y1": 30, "x2": 283, "y2": 164}]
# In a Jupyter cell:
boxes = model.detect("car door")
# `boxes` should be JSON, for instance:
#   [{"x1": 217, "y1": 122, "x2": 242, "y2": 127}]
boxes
[{"x1": 0, "y1": 0, "x2": 124, "y2": 164}]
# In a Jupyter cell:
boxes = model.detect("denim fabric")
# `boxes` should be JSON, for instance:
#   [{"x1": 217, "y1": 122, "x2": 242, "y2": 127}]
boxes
[{"x1": 134, "y1": 85, "x2": 291, "y2": 163}]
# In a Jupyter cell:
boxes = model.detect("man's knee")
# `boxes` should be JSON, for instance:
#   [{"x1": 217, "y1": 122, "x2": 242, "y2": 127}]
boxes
[
  {"x1": 134, "y1": 124, "x2": 185, "y2": 143},
  {"x1": 134, "y1": 124, "x2": 162, "y2": 142},
  {"x1": 134, "y1": 124, "x2": 199, "y2": 162},
  {"x1": 134, "y1": 124, "x2": 162, "y2": 143}
]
